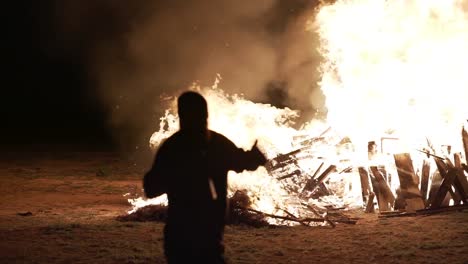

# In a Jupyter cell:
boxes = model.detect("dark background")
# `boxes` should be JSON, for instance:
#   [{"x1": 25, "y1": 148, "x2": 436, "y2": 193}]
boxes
[
  {"x1": 2, "y1": 0, "x2": 323, "y2": 152},
  {"x1": 3, "y1": 1, "x2": 109, "y2": 149}
]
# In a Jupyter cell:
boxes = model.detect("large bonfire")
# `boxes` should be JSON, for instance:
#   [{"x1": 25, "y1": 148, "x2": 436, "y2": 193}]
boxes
[{"x1": 126, "y1": 0, "x2": 468, "y2": 225}]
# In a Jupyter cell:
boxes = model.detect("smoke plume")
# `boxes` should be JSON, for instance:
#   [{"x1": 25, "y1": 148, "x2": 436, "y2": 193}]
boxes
[{"x1": 52, "y1": 0, "x2": 325, "y2": 150}]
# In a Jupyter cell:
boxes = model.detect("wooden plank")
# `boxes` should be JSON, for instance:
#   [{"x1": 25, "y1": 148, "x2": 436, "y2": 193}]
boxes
[
  {"x1": 316, "y1": 165, "x2": 336, "y2": 184},
  {"x1": 454, "y1": 153, "x2": 468, "y2": 201},
  {"x1": 394, "y1": 188, "x2": 406, "y2": 210},
  {"x1": 420, "y1": 159, "x2": 431, "y2": 205},
  {"x1": 365, "y1": 192, "x2": 375, "y2": 213},
  {"x1": 378, "y1": 212, "x2": 416, "y2": 218},
  {"x1": 381, "y1": 166, "x2": 394, "y2": 190},
  {"x1": 435, "y1": 158, "x2": 465, "y2": 205},
  {"x1": 370, "y1": 166, "x2": 395, "y2": 211},
  {"x1": 454, "y1": 153, "x2": 462, "y2": 168},
  {"x1": 429, "y1": 168, "x2": 458, "y2": 209},
  {"x1": 455, "y1": 168, "x2": 468, "y2": 200},
  {"x1": 358, "y1": 167, "x2": 371, "y2": 206},
  {"x1": 462, "y1": 127, "x2": 468, "y2": 164},
  {"x1": 368, "y1": 168, "x2": 387, "y2": 211},
  {"x1": 417, "y1": 203, "x2": 468, "y2": 215},
  {"x1": 427, "y1": 171, "x2": 449, "y2": 207},
  {"x1": 302, "y1": 165, "x2": 336, "y2": 193},
  {"x1": 393, "y1": 153, "x2": 425, "y2": 212}
]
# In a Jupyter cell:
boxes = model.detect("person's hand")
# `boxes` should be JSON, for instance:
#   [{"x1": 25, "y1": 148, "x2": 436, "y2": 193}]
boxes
[{"x1": 250, "y1": 140, "x2": 267, "y2": 165}]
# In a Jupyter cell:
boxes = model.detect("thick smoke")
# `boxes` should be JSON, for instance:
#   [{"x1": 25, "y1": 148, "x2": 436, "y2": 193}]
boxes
[{"x1": 52, "y1": 0, "x2": 325, "y2": 150}]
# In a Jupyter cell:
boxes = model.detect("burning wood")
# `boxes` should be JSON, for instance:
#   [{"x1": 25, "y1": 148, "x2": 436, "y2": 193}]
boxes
[
  {"x1": 118, "y1": 190, "x2": 355, "y2": 227},
  {"x1": 369, "y1": 166, "x2": 395, "y2": 211},
  {"x1": 380, "y1": 137, "x2": 468, "y2": 218},
  {"x1": 394, "y1": 153, "x2": 425, "y2": 212},
  {"x1": 430, "y1": 158, "x2": 468, "y2": 207},
  {"x1": 301, "y1": 165, "x2": 336, "y2": 197},
  {"x1": 358, "y1": 167, "x2": 371, "y2": 208},
  {"x1": 429, "y1": 167, "x2": 458, "y2": 209},
  {"x1": 420, "y1": 159, "x2": 431, "y2": 206}
]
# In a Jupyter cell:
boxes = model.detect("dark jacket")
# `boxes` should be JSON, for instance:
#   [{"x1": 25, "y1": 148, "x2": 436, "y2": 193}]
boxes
[{"x1": 143, "y1": 130, "x2": 266, "y2": 252}]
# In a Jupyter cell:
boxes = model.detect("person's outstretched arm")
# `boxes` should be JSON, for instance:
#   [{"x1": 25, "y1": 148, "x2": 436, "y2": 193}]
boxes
[{"x1": 228, "y1": 140, "x2": 267, "y2": 173}]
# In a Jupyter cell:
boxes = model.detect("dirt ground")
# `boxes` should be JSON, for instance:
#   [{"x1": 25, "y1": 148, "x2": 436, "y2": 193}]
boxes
[{"x1": 0, "y1": 151, "x2": 467, "y2": 264}]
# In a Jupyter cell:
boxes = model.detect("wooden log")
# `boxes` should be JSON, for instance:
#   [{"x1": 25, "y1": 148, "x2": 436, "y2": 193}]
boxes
[
  {"x1": 420, "y1": 159, "x2": 431, "y2": 205},
  {"x1": 358, "y1": 167, "x2": 372, "y2": 206},
  {"x1": 393, "y1": 153, "x2": 425, "y2": 212},
  {"x1": 370, "y1": 166, "x2": 395, "y2": 211}
]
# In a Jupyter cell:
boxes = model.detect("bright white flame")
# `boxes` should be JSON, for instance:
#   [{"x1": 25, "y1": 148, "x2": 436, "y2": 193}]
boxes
[
  {"x1": 315, "y1": 0, "x2": 468, "y2": 154},
  {"x1": 150, "y1": 77, "x2": 301, "y2": 156},
  {"x1": 128, "y1": 194, "x2": 168, "y2": 214},
  {"x1": 145, "y1": 78, "x2": 314, "y2": 221},
  {"x1": 131, "y1": 0, "x2": 468, "y2": 220}
]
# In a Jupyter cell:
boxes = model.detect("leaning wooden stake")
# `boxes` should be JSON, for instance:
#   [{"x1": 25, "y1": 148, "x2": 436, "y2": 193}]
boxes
[
  {"x1": 358, "y1": 167, "x2": 372, "y2": 208},
  {"x1": 302, "y1": 165, "x2": 336, "y2": 193},
  {"x1": 454, "y1": 153, "x2": 468, "y2": 201},
  {"x1": 434, "y1": 158, "x2": 467, "y2": 205},
  {"x1": 462, "y1": 127, "x2": 468, "y2": 165},
  {"x1": 427, "y1": 170, "x2": 450, "y2": 207},
  {"x1": 365, "y1": 192, "x2": 376, "y2": 213},
  {"x1": 370, "y1": 166, "x2": 395, "y2": 211},
  {"x1": 430, "y1": 168, "x2": 459, "y2": 208},
  {"x1": 394, "y1": 153, "x2": 425, "y2": 212},
  {"x1": 420, "y1": 159, "x2": 431, "y2": 205}
]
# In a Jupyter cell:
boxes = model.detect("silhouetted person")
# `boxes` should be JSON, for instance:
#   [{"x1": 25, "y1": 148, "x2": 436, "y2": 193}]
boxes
[{"x1": 143, "y1": 91, "x2": 267, "y2": 264}]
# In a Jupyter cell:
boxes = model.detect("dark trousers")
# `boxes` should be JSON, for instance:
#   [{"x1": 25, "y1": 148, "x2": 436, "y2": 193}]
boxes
[
  {"x1": 164, "y1": 231, "x2": 225, "y2": 264},
  {"x1": 165, "y1": 249, "x2": 225, "y2": 264}
]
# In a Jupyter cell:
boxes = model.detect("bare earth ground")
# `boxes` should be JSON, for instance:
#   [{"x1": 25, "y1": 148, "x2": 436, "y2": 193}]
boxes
[{"x1": 0, "y1": 151, "x2": 467, "y2": 264}]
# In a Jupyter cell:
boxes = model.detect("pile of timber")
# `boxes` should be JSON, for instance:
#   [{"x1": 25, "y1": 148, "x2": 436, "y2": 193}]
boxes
[
  {"x1": 117, "y1": 204, "x2": 168, "y2": 222},
  {"x1": 117, "y1": 190, "x2": 357, "y2": 227},
  {"x1": 265, "y1": 127, "x2": 346, "y2": 199},
  {"x1": 118, "y1": 127, "x2": 357, "y2": 227},
  {"x1": 374, "y1": 128, "x2": 468, "y2": 217},
  {"x1": 116, "y1": 191, "x2": 271, "y2": 227}
]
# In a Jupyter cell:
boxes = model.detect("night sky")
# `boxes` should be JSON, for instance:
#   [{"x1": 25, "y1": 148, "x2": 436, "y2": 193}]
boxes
[
  {"x1": 3, "y1": 1, "x2": 107, "y2": 148},
  {"x1": 3, "y1": 0, "x2": 322, "y2": 151}
]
